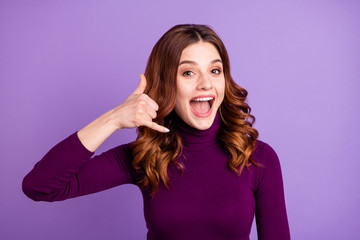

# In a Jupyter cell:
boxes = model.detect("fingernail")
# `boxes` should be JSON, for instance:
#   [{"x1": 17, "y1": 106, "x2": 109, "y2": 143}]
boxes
[{"x1": 163, "y1": 128, "x2": 170, "y2": 133}]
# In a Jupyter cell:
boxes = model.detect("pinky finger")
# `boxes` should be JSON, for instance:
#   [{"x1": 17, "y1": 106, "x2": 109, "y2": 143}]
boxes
[{"x1": 144, "y1": 121, "x2": 170, "y2": 133}]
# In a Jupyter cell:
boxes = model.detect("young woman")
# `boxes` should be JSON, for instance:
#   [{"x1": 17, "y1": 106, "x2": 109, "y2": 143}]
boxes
[{"x1": 23, "y1": 24, "x2": 291, "y2": 240}]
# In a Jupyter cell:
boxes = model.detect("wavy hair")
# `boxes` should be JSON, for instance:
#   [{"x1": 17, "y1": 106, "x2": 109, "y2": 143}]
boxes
[{"x1": 131, "y1": 24, "x2": 260, "y2": 197}]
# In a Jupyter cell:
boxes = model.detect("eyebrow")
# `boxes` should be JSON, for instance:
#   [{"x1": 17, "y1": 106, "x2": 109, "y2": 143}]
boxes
[{"x1": 178, "y1": 59, "x2": 223, "y2": 66}]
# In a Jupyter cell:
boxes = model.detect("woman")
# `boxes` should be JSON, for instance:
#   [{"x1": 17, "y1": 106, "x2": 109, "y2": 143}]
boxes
[{"x1": 23, "y1": 24, "x2": 290, "y2": 240}]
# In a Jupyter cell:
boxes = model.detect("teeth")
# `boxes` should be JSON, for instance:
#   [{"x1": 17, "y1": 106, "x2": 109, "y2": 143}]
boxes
[{"x1": 192, "y1": 97, "x2": 214, "y2": 101}]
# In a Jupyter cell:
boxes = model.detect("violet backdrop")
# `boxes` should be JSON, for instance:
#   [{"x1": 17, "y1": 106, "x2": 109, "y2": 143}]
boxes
[{"x1": 1, "y1": 0, "x2": 359, "y2": 239}]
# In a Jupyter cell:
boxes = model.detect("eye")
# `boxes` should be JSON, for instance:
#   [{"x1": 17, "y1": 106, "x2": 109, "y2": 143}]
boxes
[
  {"x1": 211, "y1": 69, "x2": 221, "y2": 74},
  {"x1": 182, "y1": 70, "x2": 194, "y2": 76}
]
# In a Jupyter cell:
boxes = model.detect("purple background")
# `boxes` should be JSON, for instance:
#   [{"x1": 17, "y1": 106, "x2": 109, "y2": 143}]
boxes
[{"x1": 1, "y1": 0, "x2": 359, "y2": 239}]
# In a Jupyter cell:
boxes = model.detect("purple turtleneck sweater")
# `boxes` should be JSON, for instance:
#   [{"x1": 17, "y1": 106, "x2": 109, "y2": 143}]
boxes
[{"x1": 23, "y1": 113, "x2": 290, "y2": 240}]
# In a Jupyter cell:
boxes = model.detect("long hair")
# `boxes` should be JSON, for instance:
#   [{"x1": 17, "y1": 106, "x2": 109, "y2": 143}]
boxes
[{"x1": 131, "y1": 24, "x2": 260, "y2": 197}]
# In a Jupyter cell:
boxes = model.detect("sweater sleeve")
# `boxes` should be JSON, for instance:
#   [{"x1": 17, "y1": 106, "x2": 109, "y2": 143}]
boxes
[
  {"x1": 22, "y1": 131, "x2": 136, "y2": 202},
  {"x1": 254, "y1": 142, "x2": 291, "y2": 240}
]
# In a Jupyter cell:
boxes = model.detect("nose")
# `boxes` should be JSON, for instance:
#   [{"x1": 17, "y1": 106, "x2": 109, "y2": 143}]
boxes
[{"x1": 197, "y1": 74, "x2": 213, "y2": 90}]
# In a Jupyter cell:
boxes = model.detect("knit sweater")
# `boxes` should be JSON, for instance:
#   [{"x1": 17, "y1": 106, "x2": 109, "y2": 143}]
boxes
[{"x1": 22, "y1": 113, "x2": 290, "y2": 240}]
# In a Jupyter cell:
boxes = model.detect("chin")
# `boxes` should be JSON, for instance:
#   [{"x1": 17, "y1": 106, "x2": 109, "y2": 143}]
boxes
[{"x1": 188, "y1": 111, "x2": 217, "y2": 130}]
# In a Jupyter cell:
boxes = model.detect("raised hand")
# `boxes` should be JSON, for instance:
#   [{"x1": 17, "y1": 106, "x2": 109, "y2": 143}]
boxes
[{"x1": 110, "y1": 73, "x2": 170, "y2": 133}]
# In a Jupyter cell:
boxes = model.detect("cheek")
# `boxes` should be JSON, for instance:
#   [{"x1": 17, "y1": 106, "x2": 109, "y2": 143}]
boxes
[
  {"x1": 175, "y1": 83, "x2": 188, "y2": 110},
  {"x1": 176, "y1": 82, "x2": 190, "y2": 101},
  {"x1": 215, "y1": 81, "x2": 226, "y2": 100}
]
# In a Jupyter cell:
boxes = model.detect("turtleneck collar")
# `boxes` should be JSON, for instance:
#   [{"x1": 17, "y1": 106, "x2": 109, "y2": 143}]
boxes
[{"x1": 172, "y1": 111, "x2": 221, "y2": 151}]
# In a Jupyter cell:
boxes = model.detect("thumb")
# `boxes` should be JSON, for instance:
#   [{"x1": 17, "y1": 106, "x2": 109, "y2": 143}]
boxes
[{"x1": 133, "y1": 73, "x2": 147, "y2": 94}]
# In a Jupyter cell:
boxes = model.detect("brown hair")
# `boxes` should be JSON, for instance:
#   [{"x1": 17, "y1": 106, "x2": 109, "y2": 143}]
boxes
[{"x1": 131, "y1": 24, "x2": 260, "y2": 197}]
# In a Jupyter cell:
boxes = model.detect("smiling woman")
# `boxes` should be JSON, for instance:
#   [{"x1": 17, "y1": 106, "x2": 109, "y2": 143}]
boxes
[
  {"x1": 22, "y1": 24, "x2": 291, "y2": 240},
  {"x1": 175, "y1": 42, "x2": 225, "y2": 129}
]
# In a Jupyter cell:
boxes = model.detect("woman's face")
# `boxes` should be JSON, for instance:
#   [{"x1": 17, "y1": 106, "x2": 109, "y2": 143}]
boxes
[{"x1": 174, "y1": 41, "x2": 225, "y2": 130}]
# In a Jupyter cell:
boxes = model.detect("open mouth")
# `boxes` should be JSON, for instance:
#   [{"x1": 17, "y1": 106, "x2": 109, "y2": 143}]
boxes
[{"x1": 189, "y1": 96, "x2": 215, "y2": 117}]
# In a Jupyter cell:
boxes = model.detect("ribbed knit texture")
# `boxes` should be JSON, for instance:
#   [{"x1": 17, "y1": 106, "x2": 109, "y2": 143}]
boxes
[{"x1": 23, "y1": 112, "x2": 290, "y2": 239}]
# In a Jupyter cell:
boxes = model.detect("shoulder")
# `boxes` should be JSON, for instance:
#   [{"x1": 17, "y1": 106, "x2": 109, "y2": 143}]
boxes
[
  {"x1": 251, "y1": 140, "x2": 281, "y2": 169},
  {"x1": 98, "y1": 142, "x2": 140, "y2": 183},
  {"x1": 103, "y1": 142, "x2": 134, "y2": 162},
  {"x1": 112, "y1": 142, "x2": 133, "y2": 156},
  {"x1": 251, "y1": 140, "x2": 285, "y2": 192}
]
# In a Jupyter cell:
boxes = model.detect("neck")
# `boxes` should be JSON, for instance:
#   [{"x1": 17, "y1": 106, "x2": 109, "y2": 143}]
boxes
[{"x1": 172, "y1": 112, "x2": 221, "y2": 151}]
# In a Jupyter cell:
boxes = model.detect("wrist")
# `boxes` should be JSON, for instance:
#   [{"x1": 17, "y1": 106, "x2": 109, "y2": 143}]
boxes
[{"x1": 102, "y1": 109, "x2": 121, "y2": 131}]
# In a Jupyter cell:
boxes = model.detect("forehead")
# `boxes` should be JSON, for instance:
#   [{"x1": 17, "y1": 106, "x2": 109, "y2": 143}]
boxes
[{"x1": 179, "y1": 42, "x2": 221, "y2": 62}]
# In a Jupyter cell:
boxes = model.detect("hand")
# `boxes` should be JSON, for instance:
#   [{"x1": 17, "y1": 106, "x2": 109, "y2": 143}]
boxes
[{"x1": 109, "y1": 74, "x2": 170, "y2": 133}]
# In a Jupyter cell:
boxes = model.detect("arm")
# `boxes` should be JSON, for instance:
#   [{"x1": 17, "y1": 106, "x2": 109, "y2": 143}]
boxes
[
  {"x1": 22, "y1": 74, "x2": 168, "y2": 201},
  {"x1": 22, "y1": 130, "x2": 136, "y2": 202},
  {"x1": 254, "y1": 142, "x2": 291, "y2": 240},
  {"x1": 77, "y1": 73, "x2": 169, "y2": 153}
]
